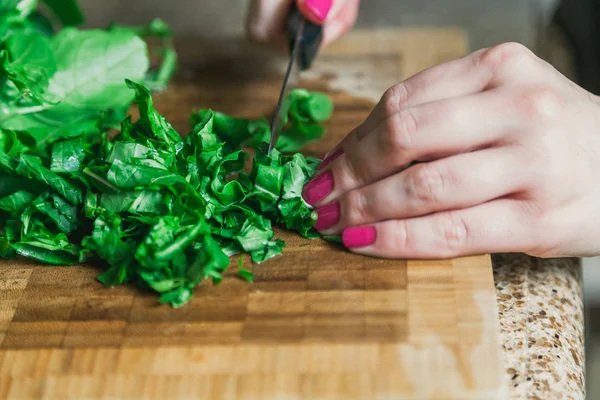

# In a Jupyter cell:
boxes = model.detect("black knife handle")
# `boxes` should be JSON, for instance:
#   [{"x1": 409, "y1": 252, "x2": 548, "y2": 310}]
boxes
[{"x1": 287, "y1": 3, "x2": 323, "y2": 71}]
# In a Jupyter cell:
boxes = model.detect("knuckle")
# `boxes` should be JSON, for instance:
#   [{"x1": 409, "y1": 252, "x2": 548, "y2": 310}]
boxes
[
  {"x1": 338, "y1": 149, "x2": 364, "y2": 187},
  {"x1": 391, "y1": 220, "x2": 410, "y2": 251},
  {"x1": 479, "y1": 42, "x2": 534, "y2": 73},
  {"x1": 514, "y1": 87, "x2": 564, "y2": 120},
  {"x1": 345, "y1": 190, "x2": 372, "y2": 225},
  {"x1": 437, "y1": 211, "x2": 469, "y2": 255},
  {"x1": 382, "y1": 108, "x2": 419, "y2": 154},
  {"x1": 517, "y1": 203, "x2": 560, "y2": 257},
  {"x1": 529, "y1": 237, "x2": 560, "y2": 258},
  {"x1": 405, "y1": 165, "x2": 445, "y2": 205},
  {"x1": 382, "y1": 83, "x2": 409, "y2": 116}
]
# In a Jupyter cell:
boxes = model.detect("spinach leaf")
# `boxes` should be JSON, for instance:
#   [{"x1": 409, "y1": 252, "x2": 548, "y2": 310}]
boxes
[
  {"x1": 0, "y1": 0, "x2": 335, "y2": 308},
  {"x1": 1, "y1": 28, "x2": 149, "y2": 147},
  {"x1": 15, "y1": 153, "x2": 83, "y2": 204},
  {"x1": 50, "y1": 136, "x2": 85, "y2": 172},
  {"x1": 0, "y1": 190, "x2": 34, "y2": 214}
]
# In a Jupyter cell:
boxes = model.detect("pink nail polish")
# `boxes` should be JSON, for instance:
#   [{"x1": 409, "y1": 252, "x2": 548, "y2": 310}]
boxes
[
  {"x1": 318, "y1": 147, "x2": 343, "y2": 170},
  {"x1": 342, "y1": 227, "x2": 377, "y2": 248},
  {"x1": 314, "y1": 202, "x2": 340, "y2": 231},
  {"x1": 304, "y1": 0, "x2": 333, "y2": 23},
  {"x1": 303, "y1": 171, "x2": 334, "y2": 205}
]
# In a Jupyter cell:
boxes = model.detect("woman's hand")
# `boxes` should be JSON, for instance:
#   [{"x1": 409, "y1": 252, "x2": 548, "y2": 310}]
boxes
[
  {"x1": 303, "y1": 42, "x2": 600, "y2": 259},
  {"x1": 246, "y1": 0, "x2": 359, "y2": 50}
]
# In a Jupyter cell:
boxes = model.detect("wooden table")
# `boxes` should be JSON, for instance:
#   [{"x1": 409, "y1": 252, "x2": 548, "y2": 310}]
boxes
[{"x1": 0, "y1": 28, "x2": 507, "y2": 399}]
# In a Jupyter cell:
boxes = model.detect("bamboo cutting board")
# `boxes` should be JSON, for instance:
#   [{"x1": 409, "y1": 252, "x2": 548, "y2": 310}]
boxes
[{"x1": 0, "y1": 29, "x2": 506, "y2": 399}]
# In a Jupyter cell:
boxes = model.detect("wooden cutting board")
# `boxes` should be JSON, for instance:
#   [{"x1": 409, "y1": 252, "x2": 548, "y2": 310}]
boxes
[{"x1": 0, "y1": 29, "x2": 506, "y2": 399}]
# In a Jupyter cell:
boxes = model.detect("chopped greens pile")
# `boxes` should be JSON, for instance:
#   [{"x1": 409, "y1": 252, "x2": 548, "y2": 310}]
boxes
[{"x1": 0, "y1": 1, "x2": 335, "y2": 307}]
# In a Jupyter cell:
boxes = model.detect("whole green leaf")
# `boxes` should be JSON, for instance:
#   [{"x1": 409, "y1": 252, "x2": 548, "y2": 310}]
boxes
[{"x1": 0, "y1": 28, "x2": 149, "y2": 148}]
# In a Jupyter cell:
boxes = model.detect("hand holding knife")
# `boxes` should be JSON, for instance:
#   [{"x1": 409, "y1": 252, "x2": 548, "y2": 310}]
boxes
[{"x1": 268, "y1": 3, "x2": 324, "y2": 155}]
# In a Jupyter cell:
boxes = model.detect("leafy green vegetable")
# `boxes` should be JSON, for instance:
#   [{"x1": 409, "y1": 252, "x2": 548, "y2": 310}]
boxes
[
  {"x1": 0, "y1": 0, "x2": 335, "y2": 308},
  {"x1": 111, "y1": 18, "x2": 177, "y2": 92},
  {"x1": 41, "y1": 0, "x2": 85, "y2": 26},
  {"x1": 190, "y1": 88, "x2": 333, "y2": 153}
]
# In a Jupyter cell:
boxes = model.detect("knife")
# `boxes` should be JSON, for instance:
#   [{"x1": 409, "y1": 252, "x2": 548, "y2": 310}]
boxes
[{"x1": 267, "y1": 4, "x2": 324, "y2": 155}]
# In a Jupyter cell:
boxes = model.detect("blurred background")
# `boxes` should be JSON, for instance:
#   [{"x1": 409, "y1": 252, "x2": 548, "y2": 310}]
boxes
[{"x1": 79, "y1": 0, "x2": 600, "y2": 394}]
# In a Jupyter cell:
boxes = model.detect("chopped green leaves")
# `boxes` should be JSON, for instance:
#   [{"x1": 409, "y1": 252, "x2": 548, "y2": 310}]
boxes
[
  {"x1": 0, "y1": 0, "x2": 335, "y2": 308},
  {"x1": 190, "y1": 88, "x2": 333, "y2": 153}
]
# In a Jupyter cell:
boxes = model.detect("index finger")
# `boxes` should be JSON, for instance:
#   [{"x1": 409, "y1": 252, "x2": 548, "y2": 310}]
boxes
[{"x1": 323, "y1": 43, "x2": 542, "y2": 160}]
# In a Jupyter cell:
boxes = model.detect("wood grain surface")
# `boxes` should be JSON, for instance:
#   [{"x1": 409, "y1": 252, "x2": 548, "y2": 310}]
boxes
[{"x1": 0, "y1": 29, "x2": 506, "y2": 399}]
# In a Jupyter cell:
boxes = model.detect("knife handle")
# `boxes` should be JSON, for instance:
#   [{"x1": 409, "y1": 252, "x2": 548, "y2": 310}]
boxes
[{"x1": 287, "y1": 3, "x2": 323, "y2": 71}]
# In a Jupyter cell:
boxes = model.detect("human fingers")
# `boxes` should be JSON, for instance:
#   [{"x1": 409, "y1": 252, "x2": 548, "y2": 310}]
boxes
[
  {"x1": 339, "y1": 199, "x2": 535, "y2": 259},
  {"x1": 247, "y1": 0, "x2": 338, "y2": 47},
  {"x1": 305, "y1": 88, "x2": 523, "y2": 206},
  {"x1": 313, "y1": 147, "x2": 527, "y2": 233},
  {"x1": 320, "y1": 0, "x2": 359, "y2": 46},
  {"x1": 322, "y1": 43, "x2": 547, "y2": 161}
]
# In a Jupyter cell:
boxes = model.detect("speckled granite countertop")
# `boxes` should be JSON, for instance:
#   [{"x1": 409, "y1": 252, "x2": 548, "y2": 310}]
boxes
[{"x1": 493, "y1": 254, "x2": 585, "y2": 399}]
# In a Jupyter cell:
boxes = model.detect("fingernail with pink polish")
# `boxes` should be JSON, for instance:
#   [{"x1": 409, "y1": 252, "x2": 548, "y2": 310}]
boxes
[
  {"x1": 343, "y1": 226, "x2": 377, "y2": 248},
  {"x1": 303, "y1": 171, "x2": 334, "y2": 205},
  {"x1": 314, "y1": 202, "x2": 340, "y2": 231},
  {"x1": 318, "y1": 147, "x2": 343, "y2": 170},
  {"x1": 304, "y1": 0, "x2": 333, "y2": 23}
]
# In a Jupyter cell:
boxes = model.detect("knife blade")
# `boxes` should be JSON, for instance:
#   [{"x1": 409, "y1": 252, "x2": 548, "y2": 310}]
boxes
[
  {"x1": 267, "y1": 19, "x2": 304, "y2": 155},
  {"x1": 268, "y1": 6, "x2": 324, "y2": 155}
]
